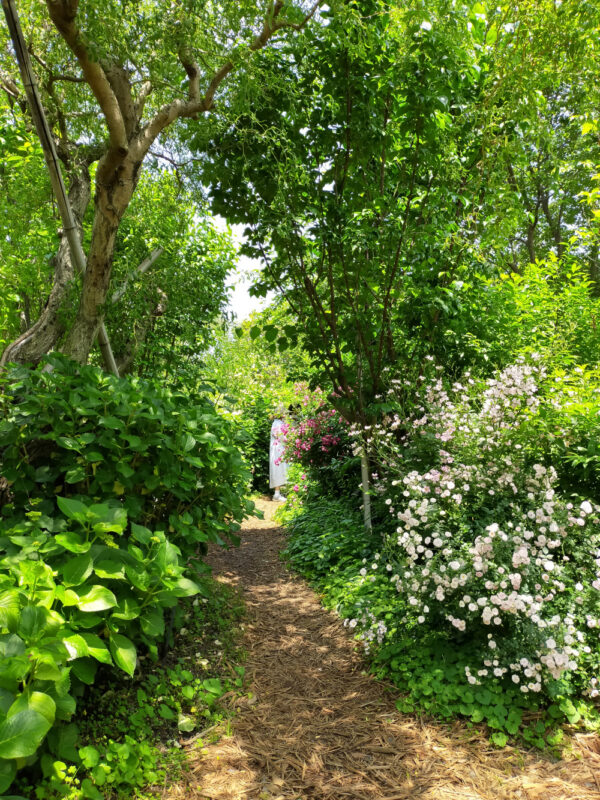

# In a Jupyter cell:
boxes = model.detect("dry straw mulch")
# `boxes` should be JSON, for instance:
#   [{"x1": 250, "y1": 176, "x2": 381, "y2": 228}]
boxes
[{"x1": 165, "y1": 499, "x2": 600, "y2": 800}]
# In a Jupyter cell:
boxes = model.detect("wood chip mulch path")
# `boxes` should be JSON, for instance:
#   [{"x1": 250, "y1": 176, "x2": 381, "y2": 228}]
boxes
[{"x1": 165, "y1": 498, "x2": 600, "y2": 800}]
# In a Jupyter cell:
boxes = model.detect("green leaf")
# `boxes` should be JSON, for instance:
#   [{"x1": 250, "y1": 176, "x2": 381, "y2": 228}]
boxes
[
  {"x1": 65, "y1": 466, "x2": 86, "y2": 484},
  {"x1": 81, "y1": 778, "x2": 104, "y2": 800},
  {"x1": 62, "y1": 634, "x2": 89, "y2": 660},
  {"x1": 79, "y1": 745, "x2": 100, "y2": 768},
  {"x1": 108, "y1": 634, "x2": 136, "y2": 677},
  {"x1": 54, "y1": 531, "x2": 90, "y2": 554},
  {"x1": 0, "y1": 757, "x2": 17, "y2": 793},
  {"x1": 17, "y1": 607, "x2": 47, "y2": 642},
  {"x1": 61, "y1": 554, "x2": 93, "y2": 587},
  {"x1": 491, "y1": 731, "x2": 508, "y2": 748},
  {"x1": 0, "y1": 709, "x2": 52, "y2": 758},
  {"x1": 158, "y1": 703, "x2": 175, "y2": 720},
  {"x1": 140, "y1": 607, "x2": 164, "y2": 638},
  {"x1": 8, "y1": 691, "x2": 56, "y2": 725},
  {"x1": 201, "y1": 678, "x2": 223, "y2": 696},
  {"x1": 54, "y1": 722, "x2": 80, "y2": 762},
  {"x1": 177, "y1": 714, "x2": 195, "y2": 732},
  {"x1": 79, "y1": 633, "x2": 112, "y2": 665},
  {"x1": 76, "y1": 585, "x2": 117, "y2": 612},
  {"x1": 70, "y1": 658, "x2": 97, "y2": 685},
  {"x1": 56, "y1": 497, "x2": 88, "y2": 521},
  {"x1": 173, "y1": 577, "x2": 201, "y2": 597}
]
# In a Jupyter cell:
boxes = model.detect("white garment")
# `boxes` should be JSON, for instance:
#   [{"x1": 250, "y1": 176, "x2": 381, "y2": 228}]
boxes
[{"x1": 269, "y1": 418, "x2": 289, "y2": 488}]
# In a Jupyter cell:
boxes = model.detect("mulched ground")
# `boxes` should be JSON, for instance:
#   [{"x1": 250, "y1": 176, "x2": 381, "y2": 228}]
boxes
[{"x1": 165, "y1": 499, "x2": 600, "y2": 800}]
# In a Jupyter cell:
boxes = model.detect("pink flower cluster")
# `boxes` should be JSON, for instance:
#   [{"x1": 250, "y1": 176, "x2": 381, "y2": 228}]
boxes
[{"x1": 282, "y1": 407, "x2": 347, "y2": 467}]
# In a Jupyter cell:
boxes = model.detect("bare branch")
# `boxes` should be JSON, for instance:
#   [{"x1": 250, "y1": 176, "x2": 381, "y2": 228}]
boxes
[
  {"x1": 111, "y1": 247, "x2": 163, "y2": 303},
  {"x1": 134, "y1": 79, "x2": 152, "y2": 120},
  {"x1": 29, "y1": 49, "x2": 84, "y2": 83}
]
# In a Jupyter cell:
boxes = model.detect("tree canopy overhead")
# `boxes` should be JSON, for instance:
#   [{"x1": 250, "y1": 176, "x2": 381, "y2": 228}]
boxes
[
  {"x1": 197, "y1": 0, "x2": 600, "y2": 421},
  {"x1": 0, "y1": 0, "x2": 321, "y2": 369}
]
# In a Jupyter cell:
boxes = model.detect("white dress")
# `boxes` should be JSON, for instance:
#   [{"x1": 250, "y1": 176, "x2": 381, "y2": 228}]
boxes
[{"x1": 269, "y1": 418, "x2": 289, "y2": 488}]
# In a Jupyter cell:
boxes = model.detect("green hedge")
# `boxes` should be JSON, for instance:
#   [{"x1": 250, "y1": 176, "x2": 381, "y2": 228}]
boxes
[{"x1": 0, "y1": 356, "x2": 251, "y2": 793}]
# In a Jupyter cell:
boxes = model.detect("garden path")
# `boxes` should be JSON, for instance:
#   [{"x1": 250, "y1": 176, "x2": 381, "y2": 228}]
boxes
[{"x1": 166, "y1": 499, "x2": 600, "y2": 800}]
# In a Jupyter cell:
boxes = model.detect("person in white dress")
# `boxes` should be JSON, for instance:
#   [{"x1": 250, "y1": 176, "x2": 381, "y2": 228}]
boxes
[{"x1": 269, "y1": 414, "x2": 289, "y2": 501}]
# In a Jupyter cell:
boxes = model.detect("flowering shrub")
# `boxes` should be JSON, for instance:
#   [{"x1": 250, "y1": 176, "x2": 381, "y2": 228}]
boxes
[
  {"x1": 281, "y1": 406, "x2": 349, "y2": 468},
  {"x1": 348, "y1": 358, "x2": 600, "y2": 720}
]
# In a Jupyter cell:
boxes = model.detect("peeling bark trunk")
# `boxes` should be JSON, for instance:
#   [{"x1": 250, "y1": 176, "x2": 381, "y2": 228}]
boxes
[
  {"x1": 61, "y1": 155, "x2": 139, "y2": 363},
  {"x1": 0, "y1": 163, "x2": 90, "y2": 366}
]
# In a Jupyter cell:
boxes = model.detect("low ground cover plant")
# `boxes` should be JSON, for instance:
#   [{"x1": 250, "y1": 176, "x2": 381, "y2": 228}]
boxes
[
  {"x1": 0, "y1": 357, "x2": 251, "y2": 793},
  {"x1": 22, "y1": 582, "x2": 245, "y2": 799}
]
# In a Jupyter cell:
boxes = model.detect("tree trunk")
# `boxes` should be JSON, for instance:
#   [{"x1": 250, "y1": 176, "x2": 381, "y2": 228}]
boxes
[
  {"x1": 61, "y1": 155, "x2": 139, "y2": 363},
  {"x1": 360, "y1": 445, "x2": 372, "y2": 532}
]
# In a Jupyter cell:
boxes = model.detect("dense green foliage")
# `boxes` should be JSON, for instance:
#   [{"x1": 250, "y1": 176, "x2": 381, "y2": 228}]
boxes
[{"x1": 0, "y1": 356, "x2": 250, "y2": 793}]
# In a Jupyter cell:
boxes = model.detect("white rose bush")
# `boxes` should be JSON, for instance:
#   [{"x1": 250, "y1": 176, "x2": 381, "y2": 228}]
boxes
[{"x1": 336, "y1": 358, "x2": 600, "y2": 744}]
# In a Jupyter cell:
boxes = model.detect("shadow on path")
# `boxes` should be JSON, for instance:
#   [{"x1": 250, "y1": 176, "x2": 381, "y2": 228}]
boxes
[{"x1": 166, "y1": 499, "x2": 600, "y2": 800}]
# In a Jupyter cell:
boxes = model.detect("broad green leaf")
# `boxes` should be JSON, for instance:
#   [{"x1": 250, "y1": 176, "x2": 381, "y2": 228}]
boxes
[
  {"x1": 130, "y1": 523, "x2": 151, "y2": 545},
  {"x1": 65, "y1": 466, "x2": 86, "y2": 484},
  {"x1": 201, "y1": 678, "x2": 223, "y2": 696},
  {"x1": 140, "y1": 607, "x2": 164, "y2": 638},
  {"x1": 54, "y1": 722, "x2": 80, "y2": 762},
  {"x1": 172, "y1": 577, "x2": 201, "y2": 597},
  {"x1": 109, "y1": 634, "x2": 136, "y2": 677},
  {"x1": 54, "y1": 531, "x2": 90, "y2": 554},
  {"x1": 177, "y1": 714, "x2": 195, "y2": 732},
  {"x1": 79, "y1": 633, "x2": 112, "y2": 665},
  {"x1": 70, "y1": 658, "x2": 97, "y2": 685},
  {"x1": 0, "y1": 756, "x2": 16, "y2": 792},
  {"x1": 76, "y1": 586, "x2": 117, "y2": 613},
  {"x1": 81, "y1": 777, "x2": 104, "y2": 799},
  {"x1": 61, "y1": 554, "x2": 93, "y2": 587},
  {"x1": 56, "y1": 497, "x2": 88, "y2": 521},
  {"x1": 79, "y1": 745, "x2": 100, "y2": 768},
  {"x1": 94, "y1": 559, "x2": 126, "y2": 580},
  {"x1": 8, "y1": 691, "x2": 56, "y2": 725},
  {"x1": 17, "y1": 606, "x2": 47, "y2": 642},
  {"x1": 0, "y1": 709, "x2": 51, "y2": 758},
  {"x1": 62, "y1": 634, "x2": 89, "y2": 660}
]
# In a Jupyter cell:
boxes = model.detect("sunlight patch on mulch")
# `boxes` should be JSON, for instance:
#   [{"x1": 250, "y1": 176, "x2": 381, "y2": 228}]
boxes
[{"x1": 164, "y1": 499, "x2": 600, "y2": 800}]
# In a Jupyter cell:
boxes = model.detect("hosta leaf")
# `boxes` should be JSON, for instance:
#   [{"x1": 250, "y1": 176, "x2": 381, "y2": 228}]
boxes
[
  {"x1": 108, "y1": 634, "x2": 136, "y2": 677},
  {"x1": 0, "y1": 709, "x2": 51, "y2": 758},
  {"x1": 76, "y1": 586, "x2": 117, "y2": 613}
]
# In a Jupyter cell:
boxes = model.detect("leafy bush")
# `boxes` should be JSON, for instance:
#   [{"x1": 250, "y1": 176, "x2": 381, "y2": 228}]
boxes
[
  {"x1": 0, "y1": 356, "x2": 251, "y2": 792},
  {"x1": 0, "y1": 355, "x2": 251, "y2": 552}
]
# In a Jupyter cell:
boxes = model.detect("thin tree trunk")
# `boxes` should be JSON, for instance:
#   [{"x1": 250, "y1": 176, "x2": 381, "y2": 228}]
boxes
[{"x1": 360, "y1": 445, "x2": 372, "y2": 532}]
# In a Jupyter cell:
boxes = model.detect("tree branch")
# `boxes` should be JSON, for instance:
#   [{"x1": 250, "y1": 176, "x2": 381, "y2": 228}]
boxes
[
  {"x1": 45, "y1": 0, "x2": 128, "y2": 155},
  {"x1": 111, "y1": 247, "x2": 164, "y2": 304}
]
